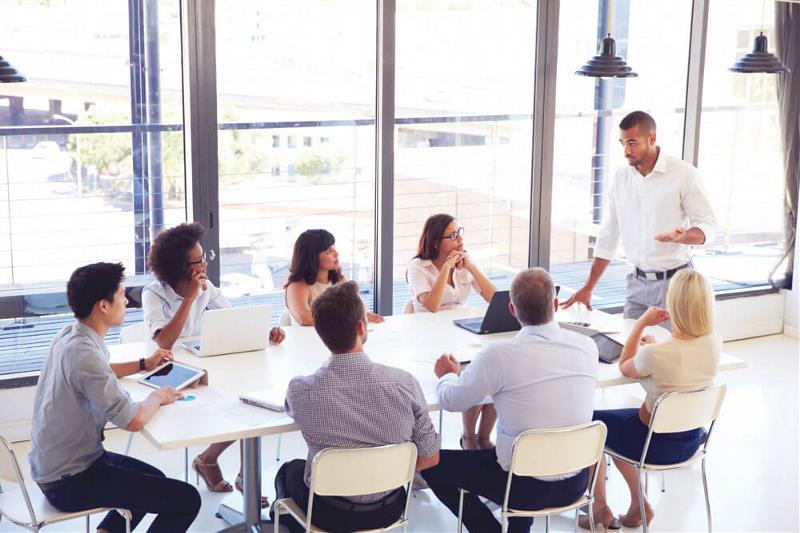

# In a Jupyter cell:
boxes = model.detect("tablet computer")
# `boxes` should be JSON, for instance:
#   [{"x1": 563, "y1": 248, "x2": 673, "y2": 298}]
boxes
[
  {"x1": 591, "y1": 332, "x2": 624, "y2": 364},
  {"x1": 139, "y1": 361, "x2": 206, "y2": 391}
]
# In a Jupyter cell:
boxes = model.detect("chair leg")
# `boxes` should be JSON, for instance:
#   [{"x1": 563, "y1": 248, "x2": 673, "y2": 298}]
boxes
[
  {"x1": 184, "y1": 448, "x2": 189, "y2": 482},
  {"x1": 274, "y1": 502, "x2": 281, "y2": 533},
  {"x1": 457, "y1": 489, "x2": 465, "y2": 533},
  {"x1": 574, "y1": 508, "x2": 579, "y2": 533},
  {"x1": 637, "y1": 468, "x2": 648, "y2": 533},
  {"x1": 661, "y1": 471, "x2": 666, "y2": 493},
  {"x1": 588, "y1": 501, "x2": 596, "y2": 533},
  {"x1": 125, "y1": 511, "x2": 131, "y2": 533},
  {"x1": 439, "y1": 410, "x2": 443, "y2": 436},
  {"x1": 124, "y1": 433, "x2": 133, "y2": 456},
  {"x1": 702, "y1": 458, "x2": 712, "y2": 532},
  {"x1": 276, "y1": 433, "x2": 282, "y2": 462},
  {"x1": 546, "y1": 514, "x2": 551, "y2": 533},
  {"x1": 85, "y1": 515, "x2": 90, "y2": 533},
  {"x1": 645, "y1": 472, "x2": 649, "y2": 496}
]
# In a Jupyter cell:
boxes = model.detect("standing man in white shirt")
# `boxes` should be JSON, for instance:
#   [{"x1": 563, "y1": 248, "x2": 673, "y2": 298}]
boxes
[
  {"x1": 561, "y1": 111, "x2": 717, "y2": 324},
  {"x1": 422, "y1": 268, "x2": 598, "y2": 533}
]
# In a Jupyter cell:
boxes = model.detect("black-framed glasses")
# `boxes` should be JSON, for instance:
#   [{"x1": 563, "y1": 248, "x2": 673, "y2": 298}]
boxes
[
  {"x1": 188, "y1": 252, "x2": 207, "y2": 266},
  {"x1": 442, "y1": 226, "x2": 464, "y2": 241}
]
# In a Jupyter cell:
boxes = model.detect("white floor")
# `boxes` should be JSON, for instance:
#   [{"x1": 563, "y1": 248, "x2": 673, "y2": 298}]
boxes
[{"x1": 1, "y1": 334, "x2": 797, "y2": 532}]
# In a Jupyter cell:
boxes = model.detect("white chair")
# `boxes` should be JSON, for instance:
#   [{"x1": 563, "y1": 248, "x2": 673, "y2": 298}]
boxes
[
  {"x1": 0, "y1": 435, "x2": 132, "y2": 533},
  {"x1": 604, "y1": 385, "x2": 727, "y2": 533},
  {"x1": 274, "y1": 443, "x2": 417, "y2": 532},
  {"x1": 457, "y1": 421, "x2": 607, "y2": 533},
  {"x1": 119, "y1": 322, "x2": 146, "y2": 344}
]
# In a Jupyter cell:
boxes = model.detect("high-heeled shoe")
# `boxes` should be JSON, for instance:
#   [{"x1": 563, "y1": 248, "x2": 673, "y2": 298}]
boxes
[
  {"x1": 619, "y1": 508, "x2": 654, "y2": 528},
  {"x1": 577, "y1": 506, "x2": 621, "y2": 531},
  {"x1": 192, "y1": 456, "x2": 233, "y2": 492},
  {"x1": 235, "y1": 473, "x2": 269, "y2": 508}
]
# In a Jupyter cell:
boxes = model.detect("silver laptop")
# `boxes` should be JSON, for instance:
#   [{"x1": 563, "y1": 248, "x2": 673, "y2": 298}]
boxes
[{"x1": 183, "y1": 305, "x2": 272, "y2": 357}]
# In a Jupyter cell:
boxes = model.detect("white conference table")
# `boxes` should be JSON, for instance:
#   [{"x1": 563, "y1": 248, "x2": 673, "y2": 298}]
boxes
[{"x1": 110, "y1": 306, "x2": 746, "y2": 532}]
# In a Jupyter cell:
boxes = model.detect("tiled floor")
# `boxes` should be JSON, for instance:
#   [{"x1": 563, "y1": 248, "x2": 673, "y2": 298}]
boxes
[{"x1": 1, "y1": 334, "x2": 797, "y2": 532}]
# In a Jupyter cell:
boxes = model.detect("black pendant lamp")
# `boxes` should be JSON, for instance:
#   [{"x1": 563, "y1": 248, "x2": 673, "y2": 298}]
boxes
[
  {"x1": 729, "y1": 32, "x2": 789, "y2": 74},
  {"x1": 576, "y1": 33, "x2": 638, "y2": 78},
  {"x1": 0, "y1": 55, "x2": 26, "y2": 83}
]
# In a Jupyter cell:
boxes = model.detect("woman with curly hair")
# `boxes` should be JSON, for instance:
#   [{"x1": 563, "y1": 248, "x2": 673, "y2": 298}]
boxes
[
  {"x1": 142, "y1": 221, "x2": 283, "y2": 505},
  {"x1": 284, "y1": 229, "x2": 383, "y2": 326}
]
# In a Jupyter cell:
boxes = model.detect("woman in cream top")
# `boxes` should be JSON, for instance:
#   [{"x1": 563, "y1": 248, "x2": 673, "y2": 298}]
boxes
[
  {"x1": 284, "y1": 229, "x2": 383, "y2": 326},
  {"x1": 406, "y1": 214, "x2": 498, "y2": 450},
  {"x1": 406, "y1": 214, "x2": 496, "y2": 313},
  {"x1": 580, "y1": 270, "x2": 721, "y2": 530}
]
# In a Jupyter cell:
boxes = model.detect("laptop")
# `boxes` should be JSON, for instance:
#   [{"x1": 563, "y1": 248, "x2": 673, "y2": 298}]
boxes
[
  {"x1": 451, "y1": 286, "x2": 559, "y2": 335},
  {"x1": 182, "y1": 305, "x2": 272, "y2": 357}
]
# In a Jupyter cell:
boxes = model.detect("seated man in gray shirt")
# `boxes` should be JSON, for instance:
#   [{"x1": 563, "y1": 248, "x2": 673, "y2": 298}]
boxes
[
  {"x1": 273, "y1": 281, "x2": 441, "y2": 532},
  {"x1": 29, "y1": 262, "x2": 201, "y2": 533}
]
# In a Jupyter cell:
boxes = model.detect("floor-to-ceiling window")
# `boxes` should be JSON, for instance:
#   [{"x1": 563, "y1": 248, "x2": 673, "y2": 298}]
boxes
[
  {"x1": 215, "y1": 0, "x2": 376, "y2": 314},
  {"x1": 549, "y1": 0, "x2": 692, "y2": 309},
  {"x1": 694, "y1": 0, "x2": 786, "y2": 291},
  {"x1": 0, "y1": 0, "x2": 185, "y2": 373},
  {"x1": 392, "y1": 0, "x2": 535, "y2": 314}
]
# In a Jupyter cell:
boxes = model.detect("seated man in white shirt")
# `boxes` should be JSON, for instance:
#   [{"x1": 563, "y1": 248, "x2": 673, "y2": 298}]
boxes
[{"x1": 422, "y1": 268, "x2": 599, "y2": 533}]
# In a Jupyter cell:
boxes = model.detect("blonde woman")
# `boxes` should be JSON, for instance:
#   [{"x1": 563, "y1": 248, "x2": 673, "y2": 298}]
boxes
[{"x1": 579, "y1": 270, "x2": 721, "y2": 530}]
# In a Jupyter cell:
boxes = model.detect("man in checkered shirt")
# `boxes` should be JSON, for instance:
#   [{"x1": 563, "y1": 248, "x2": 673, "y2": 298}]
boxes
[{"x1": 272, "y1": 281, "x2": 441, "y2": 532}]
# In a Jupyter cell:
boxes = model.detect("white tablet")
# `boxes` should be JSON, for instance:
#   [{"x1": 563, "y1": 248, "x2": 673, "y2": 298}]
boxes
[{"x1": 139, "y1": 361, "x2": 205, "y2": 391}]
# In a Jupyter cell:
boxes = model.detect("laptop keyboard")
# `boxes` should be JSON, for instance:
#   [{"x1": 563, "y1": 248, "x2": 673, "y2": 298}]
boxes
[{"x1": 459, "y1": 318, "x2": 483, "y2": 331}]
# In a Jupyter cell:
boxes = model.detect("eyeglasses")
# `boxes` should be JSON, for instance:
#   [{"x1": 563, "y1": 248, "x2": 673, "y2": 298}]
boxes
[
  {"x1": 442, "y1": 226, "x2": 464, "y2": 241},
  {"x1": 187, "y1": 252, "x2": 207, "y2": 266}
]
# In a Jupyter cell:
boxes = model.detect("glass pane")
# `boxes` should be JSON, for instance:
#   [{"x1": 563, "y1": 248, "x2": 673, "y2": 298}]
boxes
[
  {"x1": 550, "y1": 0, "x2": 692, "y2": 309},
  {"x1": 393, "y1": 0, "x2": 536, "y2": 314},
  {"x1": 696, "y1": 0, "x2": 785, "y2": 289},
  {"x1": 215, "y1": 1, "x2": 376, "y2": 316},
  {"x1": 0, "y1": 0, "x2": 186, "y2": 374}
]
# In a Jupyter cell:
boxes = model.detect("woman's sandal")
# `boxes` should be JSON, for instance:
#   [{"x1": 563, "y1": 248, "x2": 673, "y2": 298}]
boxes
[
  {"x1": 618, "y1": 508, "x2": 654, "y2": 528},
  {"x1": 192, "y1": 456, "x2": 233, "y2": 492},
  {"x1": 459, "y1": 434, "x2": 479, "y2": 450},
  {"x1": 235, "y1": 473, "x2": 269, "y2": 508},
  {"x1": 477, "y1": 436, "x2": 494, "y2": 450},
  {"x1": 577, "y1": 506, "x2": 621, "y2": 531}
]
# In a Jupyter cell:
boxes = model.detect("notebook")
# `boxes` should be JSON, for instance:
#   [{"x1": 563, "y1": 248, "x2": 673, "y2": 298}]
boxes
[{"x1": 240, "y1": 385, "x2": 286, "y2": 412}]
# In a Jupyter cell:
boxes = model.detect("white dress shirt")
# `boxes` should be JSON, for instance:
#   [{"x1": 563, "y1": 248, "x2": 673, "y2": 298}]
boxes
[
  {"x1": 407, "y1": 258, "x2": 481, "y2": 313},
  {"x1": 141, "y1": 280, "x2": 230, "y2": 339},
  {"x1": 436, "y1": 321, "x2": 598, "y2": 475},
  {"x1": 594, "y1": 150, "x2": 717, "y2": 271}
]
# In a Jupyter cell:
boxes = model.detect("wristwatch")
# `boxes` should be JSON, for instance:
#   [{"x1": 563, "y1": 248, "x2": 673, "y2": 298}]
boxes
[{"x1": 139, "y1": 358, "x2": 146, "y2": 372}]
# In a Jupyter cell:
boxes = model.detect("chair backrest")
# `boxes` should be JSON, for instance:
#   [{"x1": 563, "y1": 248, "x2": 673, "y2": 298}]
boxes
[
  {"x1": 403, "y1": 299, "x2": 415, "y2": 314},
  {"x1": 650, "y1": 385, "x2": 727, "y2": 434},
  {"x1": 119, "y1": 321, "x2": 147, "y2": 344},
  {"x1": 310, "y1": 443, "x2": 417, "y2": 497},
  {"x1": 278, "y1": 310, "x2": 292, "y2": 327},
  {"x1": 509, "y1": 421, "x2": 607, "y2": 478},
  {"x1": 0, "y1": 435, "x2": 38, "y2": 525}
]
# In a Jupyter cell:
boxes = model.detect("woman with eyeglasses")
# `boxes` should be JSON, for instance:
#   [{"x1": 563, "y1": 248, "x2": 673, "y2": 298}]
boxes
[
  {"x1": 142, "y1": 221, "x2": 283, "y2": 506},
  {"x1": 284, "y1": 229, "x2": 384, "y2": 326},
  {"x1": 407, "y1": 213, "x2": 497, "y2": 449}
]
